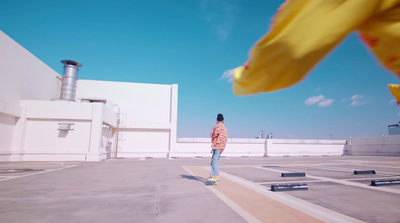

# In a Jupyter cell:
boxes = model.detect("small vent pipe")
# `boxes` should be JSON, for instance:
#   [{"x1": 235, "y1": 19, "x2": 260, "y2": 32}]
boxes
[{"x1": 60, "y1": 60, "x2": 82, "y2": 101}]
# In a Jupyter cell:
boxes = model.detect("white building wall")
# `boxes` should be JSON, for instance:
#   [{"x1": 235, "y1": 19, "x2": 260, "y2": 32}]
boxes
[
  {"x1": 349, "y1": 135, "x2": 400, "y2": 156},
  {"x1": 76, "y1": 80, "x2": 178, "y2": 158},
  {"x1": 266, "y1": 139, "x2": 346, "y2": 156},
  {"x1": 0, "y1": 115, "x2": 17, "y2": 160},
  {"x1": 0, "y1": 30, "x2": 178, "y2": 161},
  {"x1": 23, "y1": 119, "x2": 91, "y2": 161},
  {"x1": 173, "y1": 138, "x2": 346, "y2": 157},
  {"x1": 0, "y1": 30, "x2": 62, "y2": 157},
  {"x1": 76, "y1": 80, "x2": 173, "y2": 122},
  {"x1": 172, "y1": 138, "x2": 212, "y2": 157},
  {"x1": 0, "y1": 30, "x2": 61, "y2": 106},
  {"x1": 118, "y1": 129, "x2": 170, "y2": 157},
  {"x1": 14, "y1": 100, "x2": 117, "y2": 161},
  {"x1": 224, "y1": 138, "x2": 266, "y2": 157}
]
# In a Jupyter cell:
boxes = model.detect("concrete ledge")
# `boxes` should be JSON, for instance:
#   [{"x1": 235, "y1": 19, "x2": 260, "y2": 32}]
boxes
[
  {"x1": 21, "y1": 100, "x2": 94, "y2": 120},
  {"x1": 177, "y1": 138, "x2": 265, "y2": 144},
  {"x1": 117, "y1": 152, "x2": 168, "y2": 158},
  {"x1": 120, "y1": 122, "x2": 172, "y2": 130},
  {"x1": 169, "y1": 152, "x2": 211, "y2": 158},
  {"x1": 349, "y1": 136, "x2": 400, "y2": 156},
  {"x1": 177, "y1": 138, "x2": 210, "y2": 143},
  {"x1": 20, "y1": 154, "x2": 87, "y2": 161},
  {"x1": 0, "y1": 152, "x2": 108, "y2": 162},
  {"x1": 0, "y1": 100, "x2": 21, "y2": 117},
  {"x1": 175, "y1": 138, "x2": 348, "y2": 158},
  {"x1": 86, "y1": 153, "x2": 108, "y2": 162},
  {"x1": 271, "y1": 139, "x2": 346, "y2": 145},
  {"x1": 169, "y1": 151, "x2": 265, "y2": 158}
]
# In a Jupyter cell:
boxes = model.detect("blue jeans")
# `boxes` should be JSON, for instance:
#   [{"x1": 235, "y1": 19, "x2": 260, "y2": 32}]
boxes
[{"x1": 210, "y1": 149, "x2": 221, "y2": 177}]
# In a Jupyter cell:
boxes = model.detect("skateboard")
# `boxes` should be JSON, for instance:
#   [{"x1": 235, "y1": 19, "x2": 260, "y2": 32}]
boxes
[{"x1": 206, "y1": 178, "x2": 219, "y2": 186}]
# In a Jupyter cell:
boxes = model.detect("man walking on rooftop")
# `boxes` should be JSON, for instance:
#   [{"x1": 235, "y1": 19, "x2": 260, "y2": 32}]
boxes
[{"x1": 209, "y1": 114, "x2": 228, "y2": 181}]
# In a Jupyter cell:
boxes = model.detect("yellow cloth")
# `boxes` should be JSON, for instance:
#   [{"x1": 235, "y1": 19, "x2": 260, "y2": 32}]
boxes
[
  {"x1": 233, "y1": 0, "x2": 400, "y2": 102},
  {"x1": 389, "y1": 84, "x2": 400, "y2": 104}
]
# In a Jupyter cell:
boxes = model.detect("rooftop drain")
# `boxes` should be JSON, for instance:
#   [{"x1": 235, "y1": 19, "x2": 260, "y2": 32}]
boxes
[{"x1": 60, "y1": 60, "x2": 82, "y2": 101}]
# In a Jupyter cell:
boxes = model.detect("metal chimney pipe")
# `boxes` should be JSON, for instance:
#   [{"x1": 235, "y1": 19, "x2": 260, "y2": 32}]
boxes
[{"x1": 60, "y1": 60, "x2": 82, "y2": 101}]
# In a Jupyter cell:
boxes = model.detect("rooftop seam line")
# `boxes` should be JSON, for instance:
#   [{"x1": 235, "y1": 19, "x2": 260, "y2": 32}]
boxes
[{"x1": 0, "y1": 165, "x2": 78, "y2": 182}]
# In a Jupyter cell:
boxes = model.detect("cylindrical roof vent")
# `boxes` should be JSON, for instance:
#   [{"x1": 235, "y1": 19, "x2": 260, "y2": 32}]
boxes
[{"x1": 60, "y1": 60, "x2": 82, "y2": 101}]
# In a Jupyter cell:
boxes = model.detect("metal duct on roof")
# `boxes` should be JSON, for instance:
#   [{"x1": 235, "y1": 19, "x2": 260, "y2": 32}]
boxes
[{"x1": 60, "y1": 60, "x2": 82, "y2": 101}]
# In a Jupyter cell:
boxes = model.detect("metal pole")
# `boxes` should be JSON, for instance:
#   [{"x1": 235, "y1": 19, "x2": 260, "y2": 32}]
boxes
[{"x1": 112, "y1": 105, "x2": 121, "y2": 158}]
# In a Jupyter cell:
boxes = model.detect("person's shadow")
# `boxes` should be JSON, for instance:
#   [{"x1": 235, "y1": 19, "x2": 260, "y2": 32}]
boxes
[{"x1": 181, "y1": 174, "x2": 206, "y2": 183}]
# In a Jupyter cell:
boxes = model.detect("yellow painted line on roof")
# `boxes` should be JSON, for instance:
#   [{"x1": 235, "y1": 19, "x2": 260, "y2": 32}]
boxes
[
  {"x1": 182, "y1": 166, "x2": 261, "y2": 223},
  {"x1": 184, "y1": 166, "x2": 333, "y2": 223}
]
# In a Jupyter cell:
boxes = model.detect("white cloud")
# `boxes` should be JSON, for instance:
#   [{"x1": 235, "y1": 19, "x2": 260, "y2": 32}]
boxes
[
  {"x1": 305, "y1": 95, "x2": 325, "y2": 105},
  {"x1": 397, "y1": 112, "x2": 400, "y2": 116},
  {"x1": 351, "y1": 94, "x2": 363, "y2": 100},
  {"x1": 349, "y1": 94, "x2": 366, "y2": 106},
  {"x1": 389, "y1": 99, "x2": 397, "y2": 104},
  {"x1": 220, "y1": 69, "x2": 234, "y2": 82},
  {"x1": 198, "y1": 0, "x2": 238, "y2": 41},
  {"x1": 350, "y1": 100, "x2": 365, "y2": 106},
  {"x1": 319, "y1": 99, "x2": 334, "y2": 107},
  {"x1": 306, "y1": 95, "x2": 334, "y2": 107}
]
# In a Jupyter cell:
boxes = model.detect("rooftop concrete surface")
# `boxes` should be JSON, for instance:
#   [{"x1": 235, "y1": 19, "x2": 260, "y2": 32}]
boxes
[{"x1": 0, "y1": 156, "x2": 399, "y2": 223}]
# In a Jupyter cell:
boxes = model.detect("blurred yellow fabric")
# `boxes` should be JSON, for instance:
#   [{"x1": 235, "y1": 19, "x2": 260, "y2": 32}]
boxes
[
  {"x1": 389, "y1": 84, "x2": 400, "y2": 104},
  {"x1": 233, "y1": 0, "x2": 400, "y2": 102}
]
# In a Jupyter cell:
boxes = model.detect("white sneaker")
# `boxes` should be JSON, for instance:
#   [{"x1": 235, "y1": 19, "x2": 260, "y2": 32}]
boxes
[{"x1": 208, "y1": 175, "x2": 220, "y2": 182}]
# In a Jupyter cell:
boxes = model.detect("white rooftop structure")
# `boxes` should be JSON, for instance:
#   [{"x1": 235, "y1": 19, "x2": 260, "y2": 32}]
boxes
[{"x1": 0, "y1": 30, "x2": 177, "y2": 161}]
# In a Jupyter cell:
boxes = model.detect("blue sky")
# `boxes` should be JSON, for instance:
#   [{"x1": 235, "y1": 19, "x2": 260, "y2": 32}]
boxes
[{"x1": 1, "y1": 0, "x2": 399, "y2": 139}]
